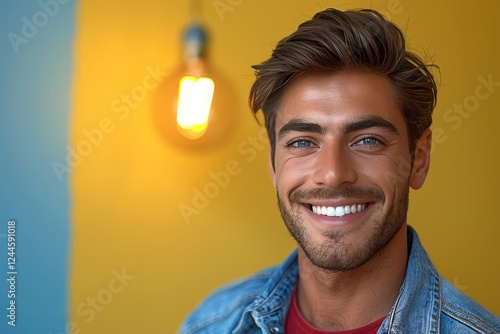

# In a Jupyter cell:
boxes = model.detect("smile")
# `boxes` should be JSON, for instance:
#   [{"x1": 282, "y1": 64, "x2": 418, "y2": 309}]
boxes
[{"x1": 311, "y1": 203, "x2": 368, "y2": 217}]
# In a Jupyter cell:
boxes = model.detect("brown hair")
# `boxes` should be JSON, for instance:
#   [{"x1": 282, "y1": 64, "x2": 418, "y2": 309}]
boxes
[{"x1": 249, "y1": 8, "x2": 437, "y2": 166}]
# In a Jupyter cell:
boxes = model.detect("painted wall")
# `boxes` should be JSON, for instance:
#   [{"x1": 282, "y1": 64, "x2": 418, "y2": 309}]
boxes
[
  {"x1": 1, "y1": 0, "x2": 498, "y2": 333},
  {"x1": 0, "y1": 0, "x2": 75, "y2": 333},
  {"x1": 70, "y1": 1, "x2": 500, "y2": 332}
]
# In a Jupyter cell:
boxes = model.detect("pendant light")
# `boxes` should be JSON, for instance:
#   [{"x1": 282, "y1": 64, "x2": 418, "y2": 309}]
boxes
[{"x1": 153, "y1": 0, "x2": 237, "y2": 147}]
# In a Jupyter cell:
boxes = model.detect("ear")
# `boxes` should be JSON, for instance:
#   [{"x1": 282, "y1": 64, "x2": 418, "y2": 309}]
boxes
[{"x1": 410, "y1": 128, "x2": 432, "y2": 190}]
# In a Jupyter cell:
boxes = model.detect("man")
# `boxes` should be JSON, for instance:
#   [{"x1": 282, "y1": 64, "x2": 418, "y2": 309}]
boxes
[{"x1": 180, "y1": 8, "x2": 500, "y2": 334}]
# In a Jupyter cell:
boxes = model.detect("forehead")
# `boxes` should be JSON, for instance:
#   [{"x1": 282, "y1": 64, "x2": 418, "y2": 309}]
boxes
[{"x1": 276, "y1": 71, "x2": 406, "y2": 131}]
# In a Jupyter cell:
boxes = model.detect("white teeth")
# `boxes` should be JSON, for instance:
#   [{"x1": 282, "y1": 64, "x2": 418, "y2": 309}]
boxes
[
  {"x1": 311, "y1": 203, "x2": 368, "y2": 217},
  {"x1": 327, "y1": 207, "x2": 335, "y2": 216},
  {"x1": 335, "y1": 206, "x2": 345, "y2": 217}
]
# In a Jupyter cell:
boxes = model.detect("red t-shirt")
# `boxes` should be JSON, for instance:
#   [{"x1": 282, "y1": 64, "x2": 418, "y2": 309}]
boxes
[{"x1": 285, "y1": 288, "x2": 385, "y2": 334}]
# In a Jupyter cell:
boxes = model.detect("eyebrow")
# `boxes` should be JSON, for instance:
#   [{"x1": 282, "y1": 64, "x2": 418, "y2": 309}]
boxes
[
  {"x1": 342, "y1": 115, "x2": 399, "y2": 135},
  {"x1": 277, "y1": 115, "x2": 399, "y2": 140},
  {"x1": 278, "y1": 119, "x2": 325, "y2": 140}
]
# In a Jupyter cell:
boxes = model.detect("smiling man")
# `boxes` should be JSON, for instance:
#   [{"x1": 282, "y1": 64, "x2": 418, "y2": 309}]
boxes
[{"x1": 180, "y1": 8, "x2": 500, "y2": 334}]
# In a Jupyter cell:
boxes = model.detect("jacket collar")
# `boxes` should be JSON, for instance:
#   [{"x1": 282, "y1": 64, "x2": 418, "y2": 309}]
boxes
[
  {"x1": 381, "y1": 227, "x2": 441, "y2": 333},
  {"x1": 232, "y1": 249, "x2": 299, "y2": 333}
]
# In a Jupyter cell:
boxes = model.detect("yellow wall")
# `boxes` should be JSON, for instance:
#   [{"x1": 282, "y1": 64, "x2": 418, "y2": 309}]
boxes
[{"x1": 70, "y1": 1, "x2": 500, "y2": 332}]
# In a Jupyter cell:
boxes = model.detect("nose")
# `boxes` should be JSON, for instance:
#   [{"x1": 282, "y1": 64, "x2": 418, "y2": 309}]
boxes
[{"x1": 312, "y1": 143, "x2": 357, "y2": 188}]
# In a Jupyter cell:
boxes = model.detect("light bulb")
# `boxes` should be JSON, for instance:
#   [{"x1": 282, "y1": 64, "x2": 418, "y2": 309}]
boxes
[
  {"x1": 174, "y1": 21, "x2": 215, "y2": 141},
  {"x1": 152, "y1": 20, "x2": 238, "y2": 147},
  {"x1": 176, "y1": 75, "x2": 214, "y2": 140}
]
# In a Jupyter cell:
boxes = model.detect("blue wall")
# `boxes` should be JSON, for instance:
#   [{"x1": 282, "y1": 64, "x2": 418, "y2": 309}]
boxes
[{"x1": 0, "y1": 1, "x2": 75, "y2": 332}]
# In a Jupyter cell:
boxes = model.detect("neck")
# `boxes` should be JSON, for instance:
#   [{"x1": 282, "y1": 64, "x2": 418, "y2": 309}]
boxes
[{"x1": 296, "y1": 225, "x2": 408, "y2": 331}]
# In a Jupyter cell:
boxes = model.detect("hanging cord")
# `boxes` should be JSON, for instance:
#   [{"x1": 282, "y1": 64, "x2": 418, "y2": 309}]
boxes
[
  {"x1": 189, "y1": 0, "x2": 202, "y2": 20},
  {"x1": 183, "y1": 0, "x2": 207, "y2": 61}
]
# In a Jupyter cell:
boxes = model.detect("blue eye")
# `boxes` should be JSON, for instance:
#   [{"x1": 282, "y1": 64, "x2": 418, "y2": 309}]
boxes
[
  {"x1": 358, "y1": 137, "x2": 379, "y2": 146},
  {"x1": 290, "y1": 139, "x2": 313, "y2": 148}
]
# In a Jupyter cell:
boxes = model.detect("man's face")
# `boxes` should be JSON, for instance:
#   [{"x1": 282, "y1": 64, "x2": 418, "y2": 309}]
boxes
[{"x1": 273, "y1": 70, "x2": 430, "y2": 272}]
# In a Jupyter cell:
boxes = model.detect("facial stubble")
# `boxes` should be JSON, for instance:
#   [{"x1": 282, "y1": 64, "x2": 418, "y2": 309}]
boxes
[{"x1": 277, "y1": 184, "x2": 409, "y2": 272}]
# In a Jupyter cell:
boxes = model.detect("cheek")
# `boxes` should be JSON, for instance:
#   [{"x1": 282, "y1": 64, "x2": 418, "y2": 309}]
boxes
[
  {"x1": 275, "y1": 155, "x2": 316, "y2": 191},
  {"x1": 357, "y1": 154, "x2": 410, "y2": 192}
]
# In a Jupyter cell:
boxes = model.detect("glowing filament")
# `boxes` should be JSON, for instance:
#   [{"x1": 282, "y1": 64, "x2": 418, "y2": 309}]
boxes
[{"x1": 176, "y1": 76, "x2": 214, "y2": 139}]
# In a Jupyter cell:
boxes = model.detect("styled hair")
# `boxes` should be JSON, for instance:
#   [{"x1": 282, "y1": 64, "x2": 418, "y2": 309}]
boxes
[{"x1": 249, "y1": 8, "x2": 437, "y2": 165}]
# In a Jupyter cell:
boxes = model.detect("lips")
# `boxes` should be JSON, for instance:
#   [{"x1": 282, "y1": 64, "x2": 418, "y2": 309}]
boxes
[{"x1": 311, "y1": 203, "x2": 368, "y2": 217}]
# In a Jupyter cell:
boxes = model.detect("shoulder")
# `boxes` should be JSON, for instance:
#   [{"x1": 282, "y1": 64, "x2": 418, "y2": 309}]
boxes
[
  {"x1": 179, "y1": 266, "x2": 276, "y2": 334},
  {"x1": 440, "y1": 277, "x2": 500, "y2": 333}
]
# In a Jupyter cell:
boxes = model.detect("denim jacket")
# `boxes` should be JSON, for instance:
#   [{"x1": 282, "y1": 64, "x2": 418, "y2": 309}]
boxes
[{"x1": 180, "y1": 227, "x2": 500, "y2": 333}]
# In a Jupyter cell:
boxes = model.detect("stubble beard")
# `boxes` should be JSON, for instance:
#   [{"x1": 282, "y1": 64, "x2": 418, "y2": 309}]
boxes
[{"x1": 277, "y1": 184, "x2": 409, "y2": 272}]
